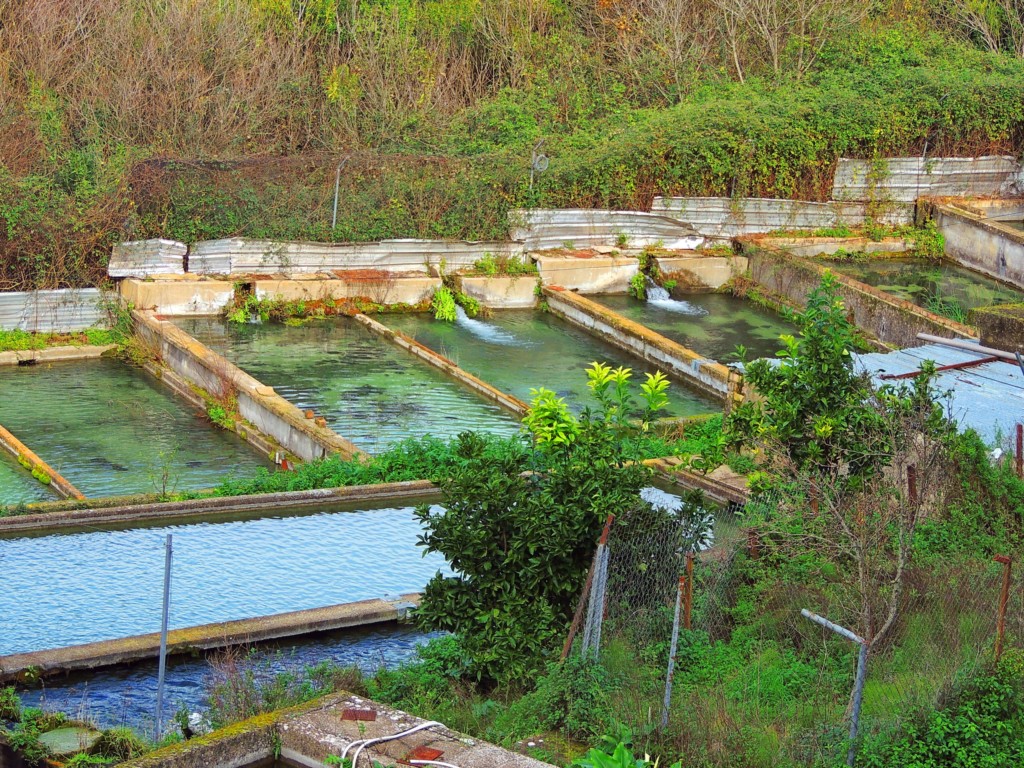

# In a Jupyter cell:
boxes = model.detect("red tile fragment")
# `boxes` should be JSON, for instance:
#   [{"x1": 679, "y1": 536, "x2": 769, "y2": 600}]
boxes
[
  {"x1": 342, "y1": 707, "x2": 377, "y2": 722},
  {"x1": 400, "y1": 746, "x2": 444, "y2": 764}
]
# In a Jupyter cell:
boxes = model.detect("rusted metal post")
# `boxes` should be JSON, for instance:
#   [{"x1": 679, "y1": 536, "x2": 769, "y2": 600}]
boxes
[
  {"x1": 684, "y1": 551, "x2": 694, "y2": 631},
  {"x1": 561, "y1": 514, "x2": 614, "y2": 661},
  {"x1": 995, "y1": 554, "x2": 1012, "y2": 662}
]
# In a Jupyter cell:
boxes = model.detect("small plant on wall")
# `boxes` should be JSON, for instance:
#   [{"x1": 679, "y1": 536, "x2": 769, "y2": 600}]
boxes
[{"x1": 431, "y1": 286, "x2": 457, "y2": 321}]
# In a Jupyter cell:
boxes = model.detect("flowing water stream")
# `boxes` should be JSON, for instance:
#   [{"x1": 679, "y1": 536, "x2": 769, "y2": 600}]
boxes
[
  {"x1": 644, "y1": 278, "x2": 709, "y2": 315},
  {"x1": 0, "y1": 358, "x2": 272, "y2": 500},
  {"x1": 173, "y1": 317, "x2": 521, "y2": 452},
  {"x1": 384, "y1": 310, "x2": 718, "y2": 417}
]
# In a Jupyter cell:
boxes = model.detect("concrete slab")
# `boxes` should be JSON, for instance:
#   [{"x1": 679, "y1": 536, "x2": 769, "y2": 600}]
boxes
[
  {"x1": 255, "y1": 276, "x2": 440, "y2": 307},
  {"x1": 535, "y1": 254, "x2": 639, "y2": 294},
  {"x1": 0, "y1": 344, "x2": 117, "y2": 366},
  {"x1": 120, "y1": 278, "x2": 235, "y2": 315},
  {"x1": 459, "y1": 275, "x2": 538, "y2": 309},
  {"x1": 654, "y1": 254, "x2": 748, "y2": 290}
]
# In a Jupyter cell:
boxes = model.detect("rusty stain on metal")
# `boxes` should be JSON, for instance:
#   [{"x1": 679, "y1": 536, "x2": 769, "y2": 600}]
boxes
[
  {"x1": 342, "y1": 707, "x2": 377, "y2": 722},
  {"x1": 400, "y1": 746, "x2": 444, "y2": 764}
]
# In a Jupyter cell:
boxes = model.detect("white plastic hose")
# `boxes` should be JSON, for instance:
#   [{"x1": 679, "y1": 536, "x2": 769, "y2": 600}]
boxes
[
  {"x1": 410, "y1": 761, "x2": 464, "y2": 768},
  {"x1": 339, "y1": 720, "x2": 444, "y2": 768}
]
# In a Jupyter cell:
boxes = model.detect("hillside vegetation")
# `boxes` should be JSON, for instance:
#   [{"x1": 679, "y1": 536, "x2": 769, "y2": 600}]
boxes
[{"x1": 1, "y1": 0, "x2": 1023, "y2": 289}]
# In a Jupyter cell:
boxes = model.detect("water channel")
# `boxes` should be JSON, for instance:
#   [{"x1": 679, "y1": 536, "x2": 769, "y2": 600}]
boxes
[
  {"x1": 820, "y1": 257, "x2": 1023, "y2": 312},
  {"x1": 0, "y1": 451, "x2": 53, "y2": 506},
  {"x1": 383, "y1": 310, "x2": 718, "y2": 417},
  {"x1": 173, "y1": 317, "x2": 521, "y2": 453},
  {"x1": 0, "y1": 358, "x2": 271, "y2": 500},
  {"x1": 592, "y1": 293, "x2": 797, "y2": 362}
]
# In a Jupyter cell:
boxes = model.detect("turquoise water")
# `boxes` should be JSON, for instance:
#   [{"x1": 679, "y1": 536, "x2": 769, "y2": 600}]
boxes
[
  {"x1": 0, "y1": 358, "x2": 271, "y2": 498},
  {"x1": 0, "y1": 501, "x2": 449, "y2": 655},
  {"x1": 384, "y1": 310, "x2": 718, "y2": 417},
  {"x1": 820, "y1": 258, "x2": 1023, "y2": 312},
  {"x1": 173, "y1": 317, "x2": 522, "y2": 452},
  {"x1": 593, "y1": 294, "x2": 797, "y2": 363},
  {"x1": 0, "y1": 451, "x2": 54, "y2": 506}
]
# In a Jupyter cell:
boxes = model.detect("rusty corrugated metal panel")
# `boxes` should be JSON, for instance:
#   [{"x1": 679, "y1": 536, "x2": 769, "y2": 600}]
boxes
[
  {"x1": 187, "y1": 238, "x2": 522, "y2": 275},
  {"x1": 832, "y1": 156, "x2": 1023, "y2": 203},
  {"x1": 651, "y1": 197, "x2": 913, "y2": 237},
  {"x1": 0, "y1": 289, "x2": 106, "y2": 332},
  {"x1": 108, "y1": 239, "x2": 186, "y2": 278},
  {"x1": 509, "y1": 209, "x2": 704, "y2": 251}
]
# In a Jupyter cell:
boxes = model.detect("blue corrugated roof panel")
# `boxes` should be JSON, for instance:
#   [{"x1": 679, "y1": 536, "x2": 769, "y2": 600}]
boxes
[{"x1": 856, "y1": 344, "x2": 1024, "y2": 446}]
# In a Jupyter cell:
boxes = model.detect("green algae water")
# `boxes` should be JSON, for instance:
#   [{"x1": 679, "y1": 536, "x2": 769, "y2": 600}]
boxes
[
  {"x1": 0, "y1": 358, "x2": 271, "y2": 498},
  {"x1": 0, "y1": 451, "x2": 54, "y2": 506},
  {"x1": 384, "y1": 309, "x2": 717, "y2": 417},
  {"x1": 173, "y1": 317, "x2": 521, "y2": 451},
  {"x1": 592, "y1": 293, "x2": 797, "y2": 362},
  {"x1": 821, "y1": 258, "x2": 1023, "y2": 312}
]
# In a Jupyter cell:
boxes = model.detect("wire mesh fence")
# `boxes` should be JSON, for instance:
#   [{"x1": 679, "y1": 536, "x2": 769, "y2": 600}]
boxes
[{"x1": 566, "y1": 486, "x2": 1024, "y2": 766}]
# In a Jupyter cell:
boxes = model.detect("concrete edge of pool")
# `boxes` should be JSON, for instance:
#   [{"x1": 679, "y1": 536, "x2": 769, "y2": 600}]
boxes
[
  {"x1": 0, "y1": 422, "x2": 84, "y2": 500},
  {"x1": 0, "y1": 343, "x2": 118, "y2": 367},
  {"x1": 0, "y1": 594, "x2": 423, "y2": 683},
  {"x1": 0, "y1": 479, "x2": 440, "y2": 535}
]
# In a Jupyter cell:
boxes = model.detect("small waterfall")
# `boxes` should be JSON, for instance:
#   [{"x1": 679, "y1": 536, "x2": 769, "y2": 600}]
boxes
[
  {"x1": 645, "y1": 277, "x2": 708, "y2": 315},
  {"x1": 454, "y1": 306, "x2": 522, "y2": 345}
]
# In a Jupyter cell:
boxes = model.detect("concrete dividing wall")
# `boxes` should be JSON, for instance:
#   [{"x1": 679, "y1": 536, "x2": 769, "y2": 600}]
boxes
[
  {"x1": 254, "y1": 275, "x2": 439, "y2": 306},
  {"x1": 763, "y1": 236, "x2": 912, "y2": 259},
  {"x1": 0, "y1": 288, "x2": 107, "y2": 332},
  {"x1": 511, "y1": 209, "x2": 704, "y2": 250},
  {"x1": 0, "y1": 424, "x2": 83, "y2": 500},
  {"x1": 133, "y1": 311, "x2": 364, "y2": 462},
  {"x1": 651, "y1": 197, "x2": 913, "y2": 237},
  {"x1": 542, "y1": 287, "x2": 734, "y2": 403},
  {"x1": 120, "y1": 278, "x2": 236, "y2": 315},
  {"x1": 930, "y1": 202, "x2": 1024, "y2": 291},
  {"x1": 188, "y1": 238, "x2": 520, "y2": 275},
  {"x1": 459, "y1": 275, "x2": 538, "y2": 308},
  {"x1": 832, "y1": 156, "x2": 1023, "y2": 202},
  {"x1": 0, "y1": 344, "x2": 116, "y2": 366},
  {"x1": 743, "y1": 243, "x2": 976, "y2": 347}
]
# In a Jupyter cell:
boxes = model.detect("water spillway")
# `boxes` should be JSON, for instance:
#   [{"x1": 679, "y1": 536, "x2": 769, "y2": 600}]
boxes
[
  {"x1": 173, "y1": 317, "x2": 521, "y2": 452},
  {"x1": 0, "y1": 501, "x2": 448, "y2": 656},
  {"x1": 384, "y1": 310, "x2": 718, "y2": 417},
  {"x1": 0, "y1": 358, "x2": 272, "y2": 500},
  {"x1": 594, "y1": 293, "x2": 797, "y2": 363}
]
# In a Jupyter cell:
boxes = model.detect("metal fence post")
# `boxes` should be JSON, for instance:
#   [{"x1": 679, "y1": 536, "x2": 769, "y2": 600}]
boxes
[
  {"x1": 800, "y1": 609, "x2": 870, "y2": 767},
  {"x1": 155, "y1": 534, "x2": 173, "y2": 741},
  {"x1": 660, "y1": 575, "x2": 686, "y2": 730}
]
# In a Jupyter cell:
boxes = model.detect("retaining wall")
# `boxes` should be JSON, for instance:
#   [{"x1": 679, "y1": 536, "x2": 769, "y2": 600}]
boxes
[
  {"x1": 651, "y1": 197, "x2": 913, "y2": 237},
  {"x1": 742, "y1": 242, "x2": 976, "y2": 347},
  {"x1": 459, "y1": 275, "x2": 538, "y2": 308},
  {"x1": 653, "y1": 253, "x2": 748, "y2": 290},
  {"x1": 0, "y1": 289, "x2": 107, "y2": 333},
  {"x1": 542, "y1": 287, "x2": 736, "y2": 404},
  {"x1": 133, "y1": 311, "x2": 364, "y2": 462},
  {"x1": 930, "y1": 201, "x2": 1024, "y2": 291},
  {"x1": 511, "y1": 209, "x2": 703, "y2": 250}
]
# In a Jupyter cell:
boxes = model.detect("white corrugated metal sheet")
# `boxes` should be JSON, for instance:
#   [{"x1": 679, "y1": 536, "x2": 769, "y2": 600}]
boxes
[
  {"x1": 0, "y1": 289, "x2": 107, "y2": 332},
  {"x1": 510, "y1": 209, "x2": 704, "y2": 251},
  {"x1": 108, "y1": 239, "x2": 186, "y2": 278},
  {"x1": 833, "y1": 156, "x2": 1023, "y2": 203},
  {"x1": 856, "y1": 343, "x2": 1024, "y2": 446},
  {"x1": 651, "y1": 197, "x2": 913, "y2": 237},
  {"x1": 187, "y1": 238, "x2": 522, "y2": 275}
]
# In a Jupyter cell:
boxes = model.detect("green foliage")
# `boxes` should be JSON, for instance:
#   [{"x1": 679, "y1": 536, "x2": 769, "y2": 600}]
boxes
[
  {"x1": 65, "y1": 755, "x2": 114, "y2": 767},
  {"x1": 0, "y1": 686, "x2": 21, "y2": 721},
  {"x1": 454, "y1": 290, "x2": 481, "y2": 318},
  {"x1": 628, "y1": 273, "x2": 647, "y2": 301},
  {"x1": 432, "y1": 286, "x2": 457, "y2": 322},
  {"x1": 504, "y1": 655, "x2": 615, "y2": 740},
  {"x1": 859, "y1": 652, "x2": 1024, "y2": 768},
  {"x1": 227, "y1": 294, "x2": 273, "y2": 324},
  {"x1": 728, "y1": 272, "x2": 877, "y2": 472},
  {"x1": 0, "y1": 327, "x2": 115, "y2": 352},
  {"x1": 571, "y1": 741, "x2": 681, "y2": 768},
  {"x1": 206, "y1": 404, "x2": 233, "y2": 429},
  {"x1": 213, "y1": 433, "x2": 530, "y2": 497},
  {"x1": 93, "y1": 727, "x2": 148, "y2": 761},
  {"x1": 472, "y1": 254, "x2": 536, "y2": 276},
  {"x1": 414, "y1": 366, "x2": 669, "y2": 683},
  {"x1": 911, "y1": 219, "x2": 946, "y2": 260}
]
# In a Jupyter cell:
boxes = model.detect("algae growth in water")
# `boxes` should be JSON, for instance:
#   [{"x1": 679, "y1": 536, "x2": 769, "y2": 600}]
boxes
[
  {"x1": 0, "y1": 501, "x2": 449, "y2": 655},
  {"x1": 821, "y1": 258, "x2": 1023, "y2": 312},
  {"x1": 173, "y1": 316, "x2": 521, "y2": 451},
  {"x1": 0, "y1": 450, "x2": 54, "y2": 506},
  {"x1": 591, "y1": 293, "x2": 797, "y2": 363},
  {"x1": 0, "y1": 358, "x2": 271, "y2": 498},
  {"x1": 384, "y1": 309, "x2": 718, "y2": 417}
]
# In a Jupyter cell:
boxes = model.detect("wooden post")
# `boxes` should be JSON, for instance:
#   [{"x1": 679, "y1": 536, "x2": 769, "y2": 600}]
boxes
[
  {"x1": 1016, "y1": 424, "x2": 1022, "y2": 478},
  {"x1": 683, "y1": 551, "x2": 694, "y2": 631}
]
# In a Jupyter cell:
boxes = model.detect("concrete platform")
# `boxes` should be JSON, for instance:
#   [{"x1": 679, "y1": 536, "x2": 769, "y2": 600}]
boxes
[
  {"x1": 0, "y1": 595, "x2": 422, "y2": 683},
  {"x1": 0, "y1": 344, "x2": 117, "y2": 366}
]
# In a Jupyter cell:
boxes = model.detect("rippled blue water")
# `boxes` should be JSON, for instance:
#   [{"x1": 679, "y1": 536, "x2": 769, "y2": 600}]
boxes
[
  {"x1": 17, "y1": 625, "x2": 437, "y2": 733},
  {"x1": 0, "y1": 358, "x2": 271, "y2": 498},
  {"x1": 0, "y1": 503, "x2": 449, "y2": 655},
  {"x1": 172, "y1": 317, "x2": 521, "y2": 453}
]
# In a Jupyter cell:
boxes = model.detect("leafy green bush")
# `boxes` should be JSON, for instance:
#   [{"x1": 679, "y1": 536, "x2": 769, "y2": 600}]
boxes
[
  {"x1": 503, "y1": 655, "x2": 615, "y2": 740},
  {"x1": 859, "y1": 652, "x2": 1024, "y2": 767},
  {"x1": 432, "y1": 286, "x2": 457, "y2": 322},
  {"x1": 0, "y1": 686, "x2": 20, "y2": 721}
]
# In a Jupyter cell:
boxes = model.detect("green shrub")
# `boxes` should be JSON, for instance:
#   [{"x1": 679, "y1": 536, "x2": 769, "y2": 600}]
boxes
[
  {"x1": 503, "y1": 655, "x2": 615, "y2": 740},
  {"x1": 432, "y1": 286, "x2": 457, "y2": 322},
  {"x1": 0, "y1": 687, "x2": 20, "y2": 721}
]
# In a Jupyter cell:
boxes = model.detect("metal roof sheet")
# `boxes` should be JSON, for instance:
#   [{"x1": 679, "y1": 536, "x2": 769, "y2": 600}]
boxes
[{"x1": 856, "y1": 343, "x2": 1024, "y2": 446}]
